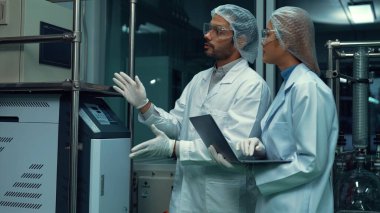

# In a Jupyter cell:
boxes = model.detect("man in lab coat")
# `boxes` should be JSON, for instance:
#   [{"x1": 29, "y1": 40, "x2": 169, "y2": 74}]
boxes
[
  {"x1": 210, "y1": 6, "x2": 339, "y2": 213},
  {"x1": 113, "y1": 4, "x2": 271, "y2": 213}
]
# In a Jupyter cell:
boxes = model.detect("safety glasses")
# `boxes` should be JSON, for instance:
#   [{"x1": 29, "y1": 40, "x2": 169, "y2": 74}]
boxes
[
  {"x1": 203, "y1": 23, "x2": 233, "y2": 39},
  {"x1": 261, "y1": 29, "x2": 276, "y2": 45}
]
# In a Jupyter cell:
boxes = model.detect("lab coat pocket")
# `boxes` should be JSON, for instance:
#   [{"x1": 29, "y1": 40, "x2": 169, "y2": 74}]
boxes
[
  {"x1": 205, "y1": 179, "x2": 240, "y2": 213},
  {"x1": 267, "y1": 122, "x2": 294, "y2": 160}
]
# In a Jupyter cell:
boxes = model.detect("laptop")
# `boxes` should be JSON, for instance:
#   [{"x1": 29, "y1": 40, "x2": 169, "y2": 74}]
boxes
[{"x1": 189, "y1": 114, "x2": 291, "y2": 164}]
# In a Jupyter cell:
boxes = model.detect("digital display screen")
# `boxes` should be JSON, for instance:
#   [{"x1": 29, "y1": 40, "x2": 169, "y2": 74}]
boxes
[{"x1": 39, "y1": 21, "x2": 72, "y2": 69}]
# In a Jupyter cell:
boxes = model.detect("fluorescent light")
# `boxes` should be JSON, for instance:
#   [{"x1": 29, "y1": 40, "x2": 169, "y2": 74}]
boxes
[
  {"x1": 121, "y1": 24, "x2": 128, "y2": 33},
  {"x1": 137, "y1": 22, "x2": 166, "y2": 34},
  {"x1": 150, "y1": 79, "x2": 157, "y2": 85},
  {"x1": 369, "y1": 97, "x2": 379, "y2": 105},
  {"x1": 121, "y1": 22, "x2": 166, "y2": 34},
  {"x1": 348, "y1": 3, "x2": 375, "y2": 23},
  {"x1": 149, "y1": 78, "x2": 161, "y2": 85}
]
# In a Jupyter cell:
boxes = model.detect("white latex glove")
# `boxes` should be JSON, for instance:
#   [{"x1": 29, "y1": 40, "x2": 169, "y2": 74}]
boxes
[
  {"x1": 208, "y1": 145, "x2": 234, "y2": 169},
  {"x1": 236, "y1": 137, "x2": 266, "y2": 158},
  {"x1": 113, "y1": 72, "x2": 149, "y2": 109},
  {"x1": 129, "y1": 124, "x2": 175, "y2": 159}
]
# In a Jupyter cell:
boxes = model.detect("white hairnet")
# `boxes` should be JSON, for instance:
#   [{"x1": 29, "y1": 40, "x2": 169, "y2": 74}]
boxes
[
  {"x1": 211, "y1": 4, "x2": 258, "y2": 63},
  {"x1": 270, "y1": 6, "x2": 320, "y2": 73}
]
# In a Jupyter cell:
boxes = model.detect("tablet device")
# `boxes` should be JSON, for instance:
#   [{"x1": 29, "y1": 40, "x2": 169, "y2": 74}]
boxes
[{"x1": 189, "y1": 114, "x2": 291, "y2": 164}]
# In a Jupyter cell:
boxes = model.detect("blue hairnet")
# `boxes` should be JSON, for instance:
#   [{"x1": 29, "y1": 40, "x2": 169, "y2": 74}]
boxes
[
  {"x1": 270, "y1": 6, "x2": 320, "y2": 73},
  {"x1": 211, "y1": 4, "x2": 258, "y2": 63}
]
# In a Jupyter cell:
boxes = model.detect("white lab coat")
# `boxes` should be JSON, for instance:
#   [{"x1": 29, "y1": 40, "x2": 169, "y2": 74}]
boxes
[
  {"x1": 139, "y1": 59, "x2": 271, "y2": 213},
  {"x1": 253, "y1": 64, "x2": 338, "y2": 213}
]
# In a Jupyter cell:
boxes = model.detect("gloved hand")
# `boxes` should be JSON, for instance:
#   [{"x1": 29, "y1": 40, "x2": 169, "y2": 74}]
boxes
[
  {"x1": 236, "y1": 137, "x2": 266, "y2": 158},
  {"x1": 208, "y1": 145, "x2": 234, "y2": 169},
  {"x1": 113, "y1": 72, "x2": 149, "y2": 109},
  {"x1": 129, "y1": 124, "x2": 175, "y2": 159},
  {"x1": 208, "y1": 145, "x2": 251, "y2": 173}
]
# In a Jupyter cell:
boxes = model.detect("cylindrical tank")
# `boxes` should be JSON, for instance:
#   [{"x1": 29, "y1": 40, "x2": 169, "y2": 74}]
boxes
[{"x1": 352, "y1": 47, "x2": 369, "y2": 149}]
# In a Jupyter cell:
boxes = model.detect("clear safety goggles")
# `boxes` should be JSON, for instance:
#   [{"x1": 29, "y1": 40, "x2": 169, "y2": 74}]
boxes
[
  {"x1": 261, "y1": 28, "x2": 276, "y2": 45},
  {"x1": 203, "y1": 23, "x2": 233, "y2": 39}
]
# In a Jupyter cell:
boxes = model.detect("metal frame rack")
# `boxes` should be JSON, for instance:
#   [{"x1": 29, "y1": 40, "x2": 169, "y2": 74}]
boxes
[
  {"x1": 326, "y1": 40, "x2": 380, "y2": 212},
  {"x1": 325, "y1": 39, "x2": 380, "y2": 153},
  {"x1": 326, "y1": 40, "x2": 380, "y2": 113}
]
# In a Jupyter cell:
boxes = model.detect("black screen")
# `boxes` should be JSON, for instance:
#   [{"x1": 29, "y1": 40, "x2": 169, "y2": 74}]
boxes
[{"x1": 39, "y1": 22, "x2": 72, "y2": 69}]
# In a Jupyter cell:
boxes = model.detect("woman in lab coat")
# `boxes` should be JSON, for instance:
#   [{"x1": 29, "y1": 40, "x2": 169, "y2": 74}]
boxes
[
  {"x1": 210, "y1": 6, "x2": 339, "y2": 213},
  {"x1": 249, "y1": 7, "x2": 338, "y2": 213},
  {"x1": 113, "y1": 4, "x2": 271, "y2": 213}
]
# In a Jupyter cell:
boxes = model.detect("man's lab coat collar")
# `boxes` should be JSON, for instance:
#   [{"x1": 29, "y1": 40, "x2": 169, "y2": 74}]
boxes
[{"x1": 202, "y1": 59, "x2": 248, "y2": 84}]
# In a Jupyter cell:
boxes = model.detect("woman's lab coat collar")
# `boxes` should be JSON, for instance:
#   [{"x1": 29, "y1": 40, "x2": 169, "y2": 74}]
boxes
[
  {"x1": 283, "y1": 63, "x2": 309, "y2": 91},
  {"x1": 263, "y1": 63, "x2": 310, "y2": 129}
]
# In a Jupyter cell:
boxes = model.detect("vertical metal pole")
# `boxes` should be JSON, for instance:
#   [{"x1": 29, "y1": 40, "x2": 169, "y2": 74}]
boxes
[
  {"x1": 255, "y1": 0, "x2": 264, "y2": 77},
  {"x1": 265, "y1": 0, "x2": 276, "y2": 95},
  {"x1": 326, "y1": 40, "x2": 339, "y2": 210},
  {"x1": 335, "y1": 59, "x2": 340, "y2": 116},
  {"x1": 128, "y1": 0, "x2": 137, "y2": 211},
  {"x1": 327, "y1": 40, "x2": 334, "y2": 89},
  {"x1": 70, "y1": 0, "x2": 81, "y2": 213},
  {"x1": 128, "y1": 0, "x2": 137, "y2": 134}
]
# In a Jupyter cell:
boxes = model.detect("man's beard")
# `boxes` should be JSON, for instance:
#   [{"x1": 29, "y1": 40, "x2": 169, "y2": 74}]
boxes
[{"x1": 205, "y1": 45, "x2": 234, "y2": 61}]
